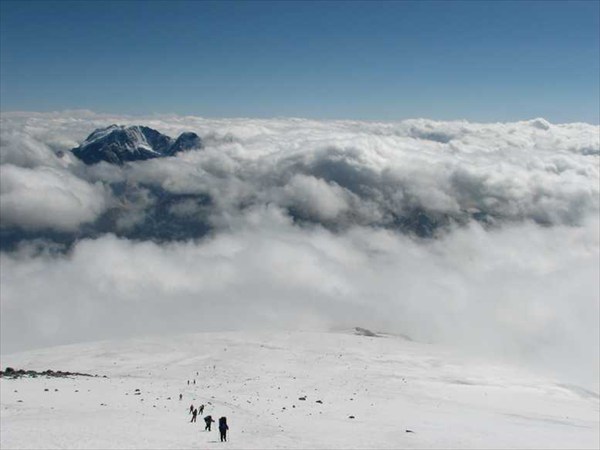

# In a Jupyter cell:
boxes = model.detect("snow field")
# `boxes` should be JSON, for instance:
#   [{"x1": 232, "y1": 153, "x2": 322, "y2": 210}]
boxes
[{"x1": 1, "y1": 331, "x2": 598, "y2": 449}]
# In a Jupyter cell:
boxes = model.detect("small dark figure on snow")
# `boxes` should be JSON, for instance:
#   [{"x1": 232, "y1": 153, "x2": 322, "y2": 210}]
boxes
[
  {"x1": 219, "y1": 416, "x2": 229, "y2": 442},
  {"x1": 193, "y1": 379, "x2": 196, "y2": 385},
  {"x1": 204, "y1": 415, "x2": 215, "y2": 431},
  {"x1": 179, "y1": 393, "x2": 183, "y2": 401},
  {"x1": 199, "y1": 404, "x2": 204, "y2": 414},
  {"x1": 189, "y1": 404, "x2": 194, "y2": 414},
  {"x1": 191, "y1": 408, "x2": 198, "y2": 423},
  {"x1": 187, "y1": 380, "x2": 190, "y2": 385}
]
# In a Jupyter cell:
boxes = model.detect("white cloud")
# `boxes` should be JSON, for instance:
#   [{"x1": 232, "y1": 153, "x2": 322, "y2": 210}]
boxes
[
  {"x1": 0, "y1": 164, "x2": 111, "y2": 231},
  {"x1": 280, "y1": 174, "x2": 351, "y2": 221},
  {"x1": 1, "y1": 111, "x2": 598, "y2": 230},
  {"x1": 1, "y1": 211, "x2": 597, "y2": 389},
  {"x1": 0, "y1": 111, "x2": 598, "y2": 390}
]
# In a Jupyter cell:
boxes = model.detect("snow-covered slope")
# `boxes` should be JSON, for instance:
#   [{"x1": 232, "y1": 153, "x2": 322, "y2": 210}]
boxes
[{"x1": 1, "y1": 331, "x2": 598, "y2": 449}]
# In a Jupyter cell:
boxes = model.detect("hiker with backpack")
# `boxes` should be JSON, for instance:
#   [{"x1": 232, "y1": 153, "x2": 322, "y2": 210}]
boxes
[
  {"x1": 204, "y1": 415, "x2": 215, "y2": 431},
  {"x1": 219, "y1": 416, "x2": 229, "y2": 442}
]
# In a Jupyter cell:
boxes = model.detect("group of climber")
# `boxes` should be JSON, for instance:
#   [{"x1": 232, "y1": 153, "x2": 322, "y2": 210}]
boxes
[{"x1": 189, "y1": 403, "x2": 229, "y2": 442}]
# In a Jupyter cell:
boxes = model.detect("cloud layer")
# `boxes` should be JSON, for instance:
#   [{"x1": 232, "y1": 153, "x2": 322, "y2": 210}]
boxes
[
  {"x1": 0, "y1": 164, "x2": 110, "y2": 231},
  {"x1": 1, "y1": 111, "x2": 598, "y2": 237},
  {"x1": 1, "y1": 111, "x2": 598, "y2": 389}
]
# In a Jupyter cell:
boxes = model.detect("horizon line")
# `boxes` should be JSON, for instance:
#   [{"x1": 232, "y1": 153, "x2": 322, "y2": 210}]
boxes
[{"x1": 1, "y1": 109, "x2": 599, "y2": 127}]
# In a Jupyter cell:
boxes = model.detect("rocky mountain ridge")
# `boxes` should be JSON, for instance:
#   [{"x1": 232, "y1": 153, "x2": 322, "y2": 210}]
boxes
[{"x1": 72, "y1": 125, "x2": 203, "y2": 164}]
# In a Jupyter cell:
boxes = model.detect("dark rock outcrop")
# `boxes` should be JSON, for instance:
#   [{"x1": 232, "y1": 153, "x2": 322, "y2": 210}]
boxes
[
  {"x1": 354, "y1": 327, "x2": 379, "y2": 337},
  {"x1": 0, "y1": 367, "x2": 102, "y2": 379},
  {"x1": 169, "y1": 132, "x2": 203, "y2": 155}
]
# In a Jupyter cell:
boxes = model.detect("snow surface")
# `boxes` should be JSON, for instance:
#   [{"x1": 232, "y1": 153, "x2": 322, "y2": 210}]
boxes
[
  {"x1": 80, "y1": 124, "x2": 123, "y2": 146},
  {"x1": 1, "y1": 331, "x2": 598, "y2": 449},
  {"x1": 80, "y1": 125, "x2": 161, "y2": 155}
]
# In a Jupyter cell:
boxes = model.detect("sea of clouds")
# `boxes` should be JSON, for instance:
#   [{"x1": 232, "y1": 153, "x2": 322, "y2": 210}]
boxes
[{"x1": 1, "y1": 111, "x2": 598, "y2": 389}]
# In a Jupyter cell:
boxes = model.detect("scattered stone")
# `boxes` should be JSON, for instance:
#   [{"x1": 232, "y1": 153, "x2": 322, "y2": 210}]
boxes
[
  {"x1": 406, "y1": 429, "x2": 414, "y2": 433},
  {"x1": 299, "y1": 396, "x2": 307, "y2": 401},
  {"x1": 316, "y1": 400, "x2": 323, "y2": 404},
  {"x1": 349, "y1": 415, "x2": 355, "y2": 419}
]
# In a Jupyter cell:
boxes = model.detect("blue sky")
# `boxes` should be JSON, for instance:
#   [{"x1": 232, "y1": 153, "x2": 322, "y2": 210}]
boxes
[{"x1": 1, "y1": 1, "x2": 598, "y2": 123}]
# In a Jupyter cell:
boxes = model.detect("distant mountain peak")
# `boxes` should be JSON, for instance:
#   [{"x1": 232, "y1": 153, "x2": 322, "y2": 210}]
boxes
[
  {"x1": 72, "y1": 125, "x2": 203, "y2": 165},
  {"x1": 169, "y1": 131, "x2": 204, "y2": 155}
]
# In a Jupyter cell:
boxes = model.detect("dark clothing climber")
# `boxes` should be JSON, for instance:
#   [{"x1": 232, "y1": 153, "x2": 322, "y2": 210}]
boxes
[
  {"x1": 191, "y1": 408, "x2": 198, "y2": 423},
  {"x1": 219, "y1": 416, "x2": 229, "y2": 442},
  {"x1": 204, "y1": 415, "x2": 215, "y2": 431}
]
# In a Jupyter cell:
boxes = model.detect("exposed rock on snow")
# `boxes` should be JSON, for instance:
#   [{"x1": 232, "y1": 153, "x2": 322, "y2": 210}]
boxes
[
  {"x1": 0, "y1": 367, "x2": 99, "y2": 379},
  {"x1": 354, "y1": 327, "x2": 379, "y2": 337}
]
